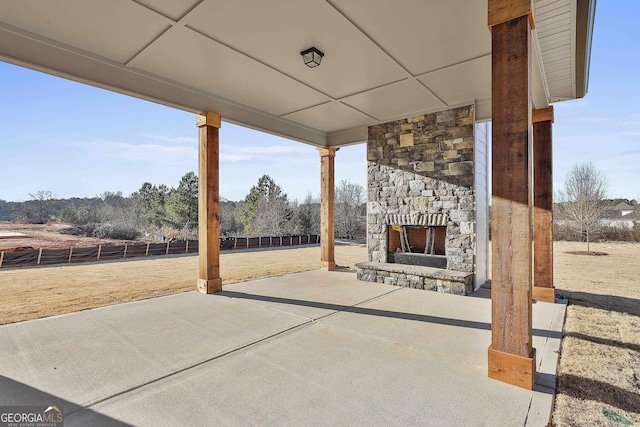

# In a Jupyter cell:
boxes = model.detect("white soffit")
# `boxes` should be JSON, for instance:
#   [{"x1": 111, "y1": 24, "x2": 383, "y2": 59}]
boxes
[{"x1": 535, "y1": 0, "x2": 575, "y2": 102}]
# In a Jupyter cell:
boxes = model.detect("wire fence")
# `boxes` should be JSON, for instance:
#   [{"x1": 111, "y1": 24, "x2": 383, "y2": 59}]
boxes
[{"x1": 0, "y1": 234, "x2": 320, "y2": 269}]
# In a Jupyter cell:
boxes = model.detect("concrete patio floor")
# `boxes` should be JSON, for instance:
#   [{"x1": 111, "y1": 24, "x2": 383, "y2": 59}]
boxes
[{"x1": 0, "y1": 270, "x2": 564, "y2": 426}]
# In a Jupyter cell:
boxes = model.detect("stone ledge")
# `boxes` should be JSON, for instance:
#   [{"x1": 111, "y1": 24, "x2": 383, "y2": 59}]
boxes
[{"x1": 356, "y1": 261, "x2": 473, "y2": 296}]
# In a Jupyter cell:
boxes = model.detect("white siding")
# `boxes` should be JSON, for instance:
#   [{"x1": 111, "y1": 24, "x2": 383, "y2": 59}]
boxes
[{"x1": 474, "y1": 122, "x2": 489, "y2": 289}]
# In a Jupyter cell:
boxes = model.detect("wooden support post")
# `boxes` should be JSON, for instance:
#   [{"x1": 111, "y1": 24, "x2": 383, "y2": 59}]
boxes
[
  {"x1": 68, "y1": 247, "x2": 73, "y2": 263},
  {"x1": 533, "y1": 107, "x2": 555, "y2": 302},
  {"x1": 145, "y1": 243, "x2": 150, "y2": 256},
  {"x1": 37, "y1": 248, "x2": 42, "y2": 265},
  {"x1": 97, "y1": 245, "x2": 102, "y2": 261},
  {"x1": 196, "y1": 111, "x2": 223, "y2": 294},
  {"x1": 0, "y1": 251, "x2": 4, "y2": 268},
  {"x1": 319, "y1": 147, "x2": 336, "y2": 270},
  {"x1": 488, "y1": 0, "x2": 536, "y2": 390},
  {"x1": 123, "y1": 243, "x2": 128, "y2": 258}
]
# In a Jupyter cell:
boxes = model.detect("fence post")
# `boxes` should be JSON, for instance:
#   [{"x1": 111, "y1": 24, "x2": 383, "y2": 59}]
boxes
[
  {"x1": 123, "y1": 243, "x2": 128, "y2": 258},
  {"x1": 233, "y1": 238, "x2": 237, "y2": 250},
  {"x1": 97, "y1": 245, "x2": 102, "y2": 261},
  {"x1": 145, "y1": 243, "x2": 150, "y2": 256},
  {"x1": 0, "y1": 251, "x2": 4, "y2": 268},
  {"x1": 68, "y1": 247, "x2": 73, "y2": 263},
  {"x1": 247, "y1": 238, "x2": 249, "y2": 249},
  {"x1": 37, "y1": 248, "x2": 43, "y2": 265},
  {"x1": 259, "y1": 237, "x2": 262, "y2": 248},
  {"x1": 166, "y1": 241, "x2": 170, "y2": 255},
  {"x1": 185, "y1": 240, "x2": 189, "y2": 254}
]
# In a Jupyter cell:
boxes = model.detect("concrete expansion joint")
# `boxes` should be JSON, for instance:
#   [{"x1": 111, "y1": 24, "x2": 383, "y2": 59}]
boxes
[{"x1": 66, "y1": 319, "x2": 315, "y2": 418}]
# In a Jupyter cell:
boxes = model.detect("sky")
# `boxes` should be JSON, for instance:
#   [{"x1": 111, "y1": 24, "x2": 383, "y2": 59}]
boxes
[{"x1": 0, "y1": 1, "x2": 638, "y2": 203}]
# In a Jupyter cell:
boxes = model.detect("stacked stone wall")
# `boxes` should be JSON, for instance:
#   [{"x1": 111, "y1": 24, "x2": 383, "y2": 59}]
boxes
[{"x1": 366, "y1": 105, "x2": 476, "y2": 276}]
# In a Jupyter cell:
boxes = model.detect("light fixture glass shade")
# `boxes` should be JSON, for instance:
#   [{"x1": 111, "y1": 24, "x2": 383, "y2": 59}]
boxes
[{"x1": 301, "y1": 47, "x2": 324, "y2": 68}]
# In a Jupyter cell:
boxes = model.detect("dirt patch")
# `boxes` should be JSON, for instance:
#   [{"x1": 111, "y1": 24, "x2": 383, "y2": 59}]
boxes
[
  {"x1": 0, "y1": 243, "x2": 367, "y2": 325},
  {"x1": 564, "y1": 250, "x2": 609, "y2": 256},
  {"x1": 0, "y1": 222, "x2": 136, "y2": 251}
]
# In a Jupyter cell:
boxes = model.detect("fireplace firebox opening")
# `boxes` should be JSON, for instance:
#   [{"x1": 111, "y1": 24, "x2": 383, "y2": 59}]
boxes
[{"x1": 387, "y1": 225, "x2": 447, "y2": 268}]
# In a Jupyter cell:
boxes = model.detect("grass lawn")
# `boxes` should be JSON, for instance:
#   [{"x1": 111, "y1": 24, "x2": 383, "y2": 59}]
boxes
[{"x1": 552, "y1": 241, "x2": 640, "y2": 426}]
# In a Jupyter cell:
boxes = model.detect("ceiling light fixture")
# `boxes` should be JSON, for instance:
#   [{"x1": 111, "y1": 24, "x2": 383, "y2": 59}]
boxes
[{"x1": 300, "y1": 47, "x2": 324, "y2": 68}]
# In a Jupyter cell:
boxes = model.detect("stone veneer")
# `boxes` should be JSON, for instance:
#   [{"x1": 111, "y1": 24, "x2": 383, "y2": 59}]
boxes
[{"x1": 362, "y1": 105, "x2": 476, "y2": 294}]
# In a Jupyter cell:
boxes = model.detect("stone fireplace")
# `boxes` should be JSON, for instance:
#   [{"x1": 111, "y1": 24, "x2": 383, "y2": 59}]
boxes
[{"x1": 356, "y1": 105, "x2": 488, "y2": 296}]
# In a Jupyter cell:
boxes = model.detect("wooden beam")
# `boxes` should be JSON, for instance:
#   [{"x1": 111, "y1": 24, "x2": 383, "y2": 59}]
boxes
[
  {"x1": 488, "y1": 0, "x2": 535, "y2": 29},
  {"x1": 319, "y1": 147, "x2": 336, "y2": 270},
  {"x1": 532, "y1": 106, "x2": 554, "y2": 124},
  {"x1": 197, "y1": 111, "x2": 222, "y2": 294},
  {"x1": 489, "y1": 14, "x2": 536, "y2": 389},
  {"x1": 533, "y1": 107, "x2": 555, "y2": 302}
]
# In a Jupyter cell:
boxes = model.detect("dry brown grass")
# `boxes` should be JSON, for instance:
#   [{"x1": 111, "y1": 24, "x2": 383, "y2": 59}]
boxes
[
  {"x1": 553, "y1": 241, "x2": 640, "y2": 427},
  {"x1": 0, "y1": 243, "x2": 367, "y2": 325}
]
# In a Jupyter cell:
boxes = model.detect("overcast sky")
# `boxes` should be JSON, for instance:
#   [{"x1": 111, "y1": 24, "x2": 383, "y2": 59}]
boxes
[{"x1": 0, "y1": 1, "x2": 638, "y2": 203}]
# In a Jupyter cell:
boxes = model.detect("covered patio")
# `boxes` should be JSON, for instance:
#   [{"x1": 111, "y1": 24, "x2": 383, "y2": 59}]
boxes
[
  {"x1": 0, "y1": 0, "x2": 595, "y2": 416},
  {"x1": 0, "y1": 269, "x2": 564, "y2": 426}
]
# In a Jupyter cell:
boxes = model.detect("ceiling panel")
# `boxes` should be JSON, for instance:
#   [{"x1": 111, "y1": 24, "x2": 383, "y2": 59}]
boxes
[
  {"x1": 133, "y1": 26, "x2": 329, "y2": 116},
  {"x1": 341, "y1": 80, "x2": 444, "y2": 122},
  {"x1": 186, "y1": 0, "x2": 406, "y2": 99},
  {"x1": 135, "y1": 0, "x2": 201, "y2": 21},
  {"x1": 330, "y1": 0, "x2": 490, "y2": 76},
  {"x1": 418, "y1": 56, "x2": 491, "y2": 106},
  {"x1": 0, "y1": 0, "x2": 169, "y2": 63},
  {"x1": 282, "y1": 102, "x2": 373, "y2": 134}
]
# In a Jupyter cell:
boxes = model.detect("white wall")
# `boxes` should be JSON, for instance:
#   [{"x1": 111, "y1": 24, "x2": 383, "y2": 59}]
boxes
[{"x1": 474, "y1": 122, "x2": 490, "y2": 289}]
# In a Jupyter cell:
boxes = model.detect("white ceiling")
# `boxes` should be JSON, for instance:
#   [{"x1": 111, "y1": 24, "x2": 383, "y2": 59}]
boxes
[{"x1": 0, "y1": 0, "x2": 588, "y2": 148}]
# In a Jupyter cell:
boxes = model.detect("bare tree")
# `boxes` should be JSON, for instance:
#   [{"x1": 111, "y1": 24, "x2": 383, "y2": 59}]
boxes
[
  {"x1": 294, "y1": 193, "x2": 320, "y2": 235},
  {"x1": 557, "y1": 161, "x2": 608, "y2": 252},
  {"x1": 334, "y1": 180, "x2": 365, "y2": 239},
  {"x1": 23, "y1": 190, "x2": 55, "y2": 223}
]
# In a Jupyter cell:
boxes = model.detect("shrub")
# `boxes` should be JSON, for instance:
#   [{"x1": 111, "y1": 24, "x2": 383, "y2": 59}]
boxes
[
  {"x1": 92, "y1": 224, "x2": 141, "y2": 240},
  {"x1": 58, "y1": 227, "x2": 83, "y2": 236}
]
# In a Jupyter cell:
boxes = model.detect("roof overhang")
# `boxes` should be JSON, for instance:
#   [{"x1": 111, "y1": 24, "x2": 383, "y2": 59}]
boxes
[{"x1": 0, "y1": 0, "x2": 596, "y2": 148}]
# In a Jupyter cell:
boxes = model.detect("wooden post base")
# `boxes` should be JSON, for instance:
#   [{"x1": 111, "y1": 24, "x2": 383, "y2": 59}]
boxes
[
  {"x1": 533, "y1": 286, "x2": 556, "y2": 303},
  {"x1": 488, "y1": 346, "x2": 536, "y2": 389},
  {"x1": 197, "y1": 278, "x2": 222, "y2": 294},
  {"x1": 320, "y1": 260, "x2": 336, "y2": 271}
]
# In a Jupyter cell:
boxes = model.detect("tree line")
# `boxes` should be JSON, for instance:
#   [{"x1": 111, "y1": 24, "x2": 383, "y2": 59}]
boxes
[{"x1": 0, "y1": 173, "x2": 366, "y2": 241}]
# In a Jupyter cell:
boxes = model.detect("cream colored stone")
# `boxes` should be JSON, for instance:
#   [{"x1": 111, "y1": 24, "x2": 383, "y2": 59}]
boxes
[
  {"x1": 415, "y1": 161, "x2": 434, "y2": 172},
  {"x1": 400, "y1": 133, "x2": 414, "y2": 147},
  {"x1": 454, "y1": 140, "x2": 474, "y2": 150},
  {"x1": 443, "y1": 150, "x2": 459, "y2": 159}
]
